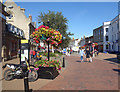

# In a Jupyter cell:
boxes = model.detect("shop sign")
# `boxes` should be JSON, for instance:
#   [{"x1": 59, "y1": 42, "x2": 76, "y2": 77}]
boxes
[{"x1": 7, "y1": 23, "x2": 24, "y2": 37}]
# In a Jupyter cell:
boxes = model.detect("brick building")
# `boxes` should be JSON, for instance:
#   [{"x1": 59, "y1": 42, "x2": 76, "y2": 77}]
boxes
[{"x1": 93, "y1": 26, "x2": 103, "y2": 52}]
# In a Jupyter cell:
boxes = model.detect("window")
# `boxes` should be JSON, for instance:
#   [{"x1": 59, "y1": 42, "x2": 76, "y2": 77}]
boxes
[
  {"x1": 101, "y1": 29, "x2": 103, "y2": 34},
  {"x1": 112, "y1": 45, "x2": 113, "y2": 50},
  {"x1": 99, "y1": 29, "x2": 100, "y2": 35},
  {"x1": 106, "y1": 45, "x2": 108, "y2": 49},
  {"x1": 117, "y1": 23, "x2": 119, "y2": 30},
  {"x1": 106, "y1": 28, "x2": 108, "y2": 32},
  {"x1": 7, "y1": 11, "x2": 14, "y2": 20},
  {"x1": 106, "y1": 36, "x2": 108, "y2": 41},
  {"x1": 115, "y1": 34, "x2": 116, "y2": 40},
  {"x1": 112, "y1": 35, "x2": 113, "y2": 42}
]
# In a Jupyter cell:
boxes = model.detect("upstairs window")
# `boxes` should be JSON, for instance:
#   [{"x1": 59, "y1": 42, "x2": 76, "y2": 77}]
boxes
[
  {"x1": 106, "y1": 28, "x2": 108, "y2": 32},
  {"x1": 106, "y1": 36, "x2": 108, "y2": 41}
]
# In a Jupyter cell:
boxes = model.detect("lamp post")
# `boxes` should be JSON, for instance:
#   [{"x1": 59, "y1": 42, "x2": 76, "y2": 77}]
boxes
[
  {"x1": 92, "y1": 43, "x2": 95, "y2": 57},
  {"x1": 47, "y1": 20, "x2": 50, "y2": 61}
]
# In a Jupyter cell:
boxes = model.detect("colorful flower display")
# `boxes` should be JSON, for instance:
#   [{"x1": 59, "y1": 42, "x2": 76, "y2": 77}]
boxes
[
  {"x1": 30, "y1": 25, "x2": 62, "y2": 47},
  {"x1": 34, "y1": 59, "x2": 61, "y2": 71}
]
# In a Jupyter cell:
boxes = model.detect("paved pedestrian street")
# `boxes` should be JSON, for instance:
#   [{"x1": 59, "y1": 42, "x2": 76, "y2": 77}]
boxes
[
  {"x1": 39, "y1": 53, "x2": 119, "y2": 90},
  {"x1": 1, "y1": 53, "x2": 119, "y2": 91}
]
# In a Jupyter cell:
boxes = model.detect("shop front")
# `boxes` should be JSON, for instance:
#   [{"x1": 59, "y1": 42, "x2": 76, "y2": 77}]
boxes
[{"x1": 2, "y1": 23, "x2": 25, "y2": 61}]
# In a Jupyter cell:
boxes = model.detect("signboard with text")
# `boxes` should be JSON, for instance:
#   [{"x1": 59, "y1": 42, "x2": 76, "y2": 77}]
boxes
[{"x1": 20, "y1": 40, "x2": 29, "y2": 64}]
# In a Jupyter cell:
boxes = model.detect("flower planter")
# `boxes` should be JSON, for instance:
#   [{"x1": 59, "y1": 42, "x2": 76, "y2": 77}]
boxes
[{"x1": 37, "y1": 66, "x2": 59, "y2": 80}]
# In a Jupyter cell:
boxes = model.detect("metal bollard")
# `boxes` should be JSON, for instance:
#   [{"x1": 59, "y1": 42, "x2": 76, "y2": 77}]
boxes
[
  {"x1": 24, "y1": 72, "x2": 29, "y2": 92},
  {"x1": 62, "y1": 57, "x2": 65, "y2": 68}
]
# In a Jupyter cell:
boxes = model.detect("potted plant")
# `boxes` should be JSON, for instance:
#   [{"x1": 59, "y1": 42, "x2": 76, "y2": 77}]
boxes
[{"x1": 34, "y1": 59, "x2": 61, "y2": 79}]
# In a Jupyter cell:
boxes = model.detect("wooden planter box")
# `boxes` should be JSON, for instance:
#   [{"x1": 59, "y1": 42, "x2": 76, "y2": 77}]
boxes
[{"x1": 37, "y1": 66, "x2": 59, "y2": 80}]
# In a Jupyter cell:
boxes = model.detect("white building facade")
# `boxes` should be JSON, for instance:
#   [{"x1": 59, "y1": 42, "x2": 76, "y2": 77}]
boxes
[
  {"x1": 103, "y1": 21, "x2": 110, "y2": 52},
  {"x1": 109, "y1": 15, "x2": 119, "y2": 53},
  {"x1": 4, "y1": 0, "x2": 32, "y2": 39},
  {"x1": 103, "y1": 15, "x2": 119, "y2": 53}
]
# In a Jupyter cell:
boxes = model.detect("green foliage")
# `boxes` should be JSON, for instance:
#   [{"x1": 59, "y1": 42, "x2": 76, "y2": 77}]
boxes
[
  {"x1": 34, "y1": 59, "x2": 61, "y2": 70},
  {"x1": 39, "y1": 52, "x2": 63, "y2": 57},
  {"x1": 37, "y1": 10, "x2": 74, "y2": 48}
]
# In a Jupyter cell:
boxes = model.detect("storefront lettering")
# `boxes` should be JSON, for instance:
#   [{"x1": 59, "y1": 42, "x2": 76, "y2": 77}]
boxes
[{"x1": 7, "y1": 24, "x2": 24, "y2": 37}]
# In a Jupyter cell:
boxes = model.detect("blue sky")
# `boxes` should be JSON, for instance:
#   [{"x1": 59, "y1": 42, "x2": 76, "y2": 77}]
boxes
[{"x1": 15, "y1": 2, "x2": 118, "y2": 39}]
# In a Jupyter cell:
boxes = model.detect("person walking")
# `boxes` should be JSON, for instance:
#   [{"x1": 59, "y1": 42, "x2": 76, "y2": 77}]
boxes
[
  {"x1": 33, "y1": 50, "x2": 36, "y2": 59},
  {"x1": 85, "y1": 47, "x2": 91, "y2": 62},
  {"x1": 30, "y1": 49, "x2": 33, "y2": 59},
  {"x1": 79, "y1": 48, "x2": 85, "y2": 62}
]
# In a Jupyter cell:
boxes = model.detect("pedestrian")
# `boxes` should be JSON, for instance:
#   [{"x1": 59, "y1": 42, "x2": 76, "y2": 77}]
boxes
[
  {"x1": 70, "y1": 49, "x2": 72, "y2": 54},
  {"x1": 30, "y1": 49, "x2": 33, "y2": 59},
  {"x1": 85, "y1": 47, "x2": 91, "y2": 62},
  {"x1": 33, "y1": 50, "x2": 36, "y2": 59},
  {"x1": 79, "y1": 48, "x2": 85, "y2": 62},
  {"x1": 37, "y1": 51, "x2": 40, "y2": 60},
  {"x1": 89, "y1": 52, "x2": 93, "y2": 63}
]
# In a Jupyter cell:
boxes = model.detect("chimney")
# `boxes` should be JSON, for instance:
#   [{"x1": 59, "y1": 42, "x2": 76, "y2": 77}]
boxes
[
  {"x1": 21, "y1": 8, "x2": 25, "y2": 13},
  {"x1": 29, "y1": 14, "x2": 32, "y2": 22}
]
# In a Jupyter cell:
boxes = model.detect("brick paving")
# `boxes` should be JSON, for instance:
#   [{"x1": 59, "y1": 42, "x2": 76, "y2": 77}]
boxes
[
  {"x1": 1, "y1": 53, "x2": 119, "y2": 91},
  {"x1": 39, "y1": 54, "x2": 118, "y2": 90}
]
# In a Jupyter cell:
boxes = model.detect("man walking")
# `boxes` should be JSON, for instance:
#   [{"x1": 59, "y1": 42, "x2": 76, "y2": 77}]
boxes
[{"x1": 79, "y1": 48, "x2": 85, "y2": 62}]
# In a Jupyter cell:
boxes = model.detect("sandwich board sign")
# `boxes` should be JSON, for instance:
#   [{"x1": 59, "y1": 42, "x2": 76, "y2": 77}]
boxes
[{"x1": 20, "y1": 40, "x2": 29, "y2": 64}]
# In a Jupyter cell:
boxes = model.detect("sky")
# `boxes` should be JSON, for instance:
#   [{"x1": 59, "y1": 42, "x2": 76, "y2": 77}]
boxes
[{"x1": 14, "y1": 2, "x2": 118, "y2": 39}]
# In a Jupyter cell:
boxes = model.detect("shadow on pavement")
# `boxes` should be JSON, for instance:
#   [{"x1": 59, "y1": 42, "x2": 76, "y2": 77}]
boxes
[
  {"x1": 112, "y1": 69, "x2": 120, "y2": 74},
  {"x1": 76, "y1": 61, "x2": 88, "y2": 62},
  {"x1": 0, "y1": 78, "x2": 4, "y2": 81},
  {"x1": 104, "y1": 58, "x2": 119, "y2": 64},
  {"x1": 76, "y1": 61, "x2": 81, "y2": 62}
]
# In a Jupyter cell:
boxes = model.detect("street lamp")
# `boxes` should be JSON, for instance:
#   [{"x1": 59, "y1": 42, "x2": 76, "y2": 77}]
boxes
[{"x1": 47, "y1": 19, "x2": 50, "y2": 61}]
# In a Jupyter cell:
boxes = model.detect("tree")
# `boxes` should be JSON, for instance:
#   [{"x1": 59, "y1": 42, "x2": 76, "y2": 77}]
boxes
[{"x1": 37, "y1": 10, "x2": 73, "y2": 49}]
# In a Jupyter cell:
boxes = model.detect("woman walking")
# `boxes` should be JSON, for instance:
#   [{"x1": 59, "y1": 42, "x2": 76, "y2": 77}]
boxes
[{"x1": 85, "y1": 47, "x2": 91, "y2": 62}]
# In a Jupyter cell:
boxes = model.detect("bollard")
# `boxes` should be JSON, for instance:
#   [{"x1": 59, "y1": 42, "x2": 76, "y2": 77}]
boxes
[
  {"x1": 24, "y1": 72, "x2": 29, "y2": 92},
  {"x1": 62, "y1": 57, "x2": 65, "y2": 68}
]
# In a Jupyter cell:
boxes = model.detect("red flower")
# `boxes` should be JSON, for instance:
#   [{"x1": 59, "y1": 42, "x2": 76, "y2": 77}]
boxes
[
  {"x1": 45, "y1": 26, "x2": 49, "y2": 29},
  {"x1": 36, "y1": 36, "x2": 38, "y2": 38},
  {"x1": 36, "y1": 40, "x2": 39, "y2": 43},
  {"x1": 38, "y1": 45, "x2": 41, "y2": 48},
  {"x1": 35, "y1": 28, "x2": 38, "y2": 31},
  {"x1": 33, "y1": 32, "x2": 35, "y2": 35}
]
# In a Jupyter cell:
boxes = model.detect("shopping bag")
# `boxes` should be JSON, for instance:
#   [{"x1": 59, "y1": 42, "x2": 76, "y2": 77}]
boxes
[{"x1": 90, "y1": 57, "x2": 92, "y2": 62}]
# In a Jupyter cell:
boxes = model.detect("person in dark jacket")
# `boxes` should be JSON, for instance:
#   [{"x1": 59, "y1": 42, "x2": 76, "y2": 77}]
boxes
[{"x1": 85, "y1": 47, "x2": 91, "y2": 62}]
